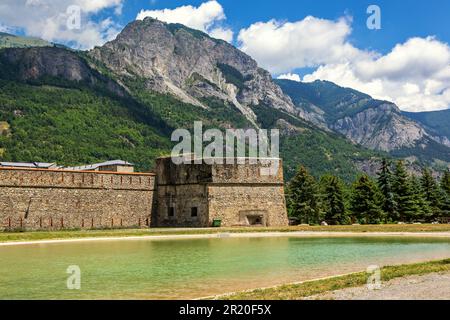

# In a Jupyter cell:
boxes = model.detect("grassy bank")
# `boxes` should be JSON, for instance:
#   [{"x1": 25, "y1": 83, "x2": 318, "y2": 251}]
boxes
[
  {"x1": 1, "y1": 224, "x2": 450, "y2": 243},
  {"x1": 219, "y1": 259, "x2": 450, "y2": 300}
]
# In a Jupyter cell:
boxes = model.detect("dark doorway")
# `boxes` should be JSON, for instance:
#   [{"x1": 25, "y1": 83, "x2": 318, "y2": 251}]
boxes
[
  {"x1": 168, "y1": 207, "x2": 175, "y2": 218},
  {"x1": 239, "y1": 211, "x2": 267, "y2": 227},
  {"x1": 247, "y1": 215, "x2": 263, "y2": 226}
]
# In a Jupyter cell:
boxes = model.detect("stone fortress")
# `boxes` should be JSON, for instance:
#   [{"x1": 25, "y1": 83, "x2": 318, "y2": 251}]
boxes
[{"x1": 0, "y1": 157, "x2": 288, "y2": 231}]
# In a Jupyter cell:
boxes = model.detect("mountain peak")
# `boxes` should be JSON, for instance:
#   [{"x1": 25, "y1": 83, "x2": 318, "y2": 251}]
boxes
[{"x1": 89, "y1": 18, "x2": 295, "y2": 125}]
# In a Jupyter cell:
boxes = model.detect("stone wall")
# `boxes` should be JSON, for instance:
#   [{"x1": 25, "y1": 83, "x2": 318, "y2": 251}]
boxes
[
  {"x1": 207, "y1": 159, "x2": 287, "y2": 227},
  {"x1": 155, "y1": 157, "x2": 284, "y2": 185},
  {"x1": 1, "y1": 158, "x2": 288, "y2": 230},
  {"x1": 153, "y1": 184, "x2": 209, "y2": 227},
  {"x1": 0, "y1": 168, "x2": 155, "y2": 230},
  {"x1": 208, "y1": 185, "x2": 288, "y2": 227},
  {"x1": 154, "y1": 157, "x2": 213, "y2": 185},
  {"x1": 211, "y1": 159, "x2": 284, "y2": 184}
]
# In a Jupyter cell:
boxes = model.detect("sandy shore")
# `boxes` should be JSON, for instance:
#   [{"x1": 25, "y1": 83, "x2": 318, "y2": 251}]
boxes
[{"x1": 1, "y1": 230, "x2": 450, "y2": 247}]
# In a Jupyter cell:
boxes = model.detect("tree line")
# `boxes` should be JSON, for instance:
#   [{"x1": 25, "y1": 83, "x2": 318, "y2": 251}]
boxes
[{"x1": 287, "y1": 160, "x2": 450, "y2": 225}]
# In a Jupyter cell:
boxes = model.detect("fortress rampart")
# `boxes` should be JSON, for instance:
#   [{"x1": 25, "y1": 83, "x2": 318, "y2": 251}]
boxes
[
  {"x1": 0, "y1": 158, "x2": 288, "y2": 231},
  {"x1": 0, "y1": 167, "x2": 155, "y2": 230}
]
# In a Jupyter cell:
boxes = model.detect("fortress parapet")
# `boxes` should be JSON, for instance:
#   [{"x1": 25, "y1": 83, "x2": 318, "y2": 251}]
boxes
[
  {"x1": 0, "y1": 157, "x2": 288, "y2": 230},
  {"x1": 0, "y1": 167, "x2": 155, "y2": 230}
]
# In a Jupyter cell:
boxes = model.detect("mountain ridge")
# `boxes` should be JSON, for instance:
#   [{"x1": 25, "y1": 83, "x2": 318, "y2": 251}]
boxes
[
  {"x1": 403, "y1": 109, "x2": 450, "y2": 143},
  {"x1": 275, "y1": 79, "x2": 450, "y2": 167},
  {"x1": 0, "y1": 32, "x2": 52, "y2": 49}
]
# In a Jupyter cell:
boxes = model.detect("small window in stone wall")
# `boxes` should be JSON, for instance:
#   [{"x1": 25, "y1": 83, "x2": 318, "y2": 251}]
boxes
[
  {"x1": 168, "y1": 207, "x2": 175, "y2": 218},
  {"x1": 191, "y1": 207, "x2": 198, "y2": 218}
]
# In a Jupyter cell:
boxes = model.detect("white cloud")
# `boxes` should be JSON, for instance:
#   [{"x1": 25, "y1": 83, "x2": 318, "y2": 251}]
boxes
[
  {"x1": 238, "y1": 16, "x2": 450, "y2": 112},
  {"x1": 208, "y1": 27, "x2": 233, "y2": 43},
  {"x1": 0, "y1": 22, "x2": 15, "y2": 33},
  {"x1": 277, "y1": 73, "x2": 301, "y2": 82},
  {"x1": 238, "y1": 16, "x2": 373, "y2": 74},
  {"x1": 136, "y1": 0, "x2": 233, "y2": 42},
  {"x1": 75, "y1": 0, "x2": 122, "y2": 13},
  {"x1": 0, "y1": 0, "x2": 123, "y2": 49},
  {"x1": 136, "y1": 0, "x2": 225, "y2": 30},
  {"x1": 303, "y1": 37, "x2": 450, "y2": 112},
  {"x1": 354, "y1": 37, "x2": 450, "y2": 82}
]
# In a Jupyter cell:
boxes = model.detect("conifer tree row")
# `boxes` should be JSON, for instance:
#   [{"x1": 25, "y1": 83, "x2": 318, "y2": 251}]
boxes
[{"x1": 287, "y1": 161, "x2": 450, "y2": 225}]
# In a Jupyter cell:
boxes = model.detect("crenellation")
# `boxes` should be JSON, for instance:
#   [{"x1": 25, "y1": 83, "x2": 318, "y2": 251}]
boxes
[{"x1": 0, "y1": 167, "x2": 155, "y2": 191}]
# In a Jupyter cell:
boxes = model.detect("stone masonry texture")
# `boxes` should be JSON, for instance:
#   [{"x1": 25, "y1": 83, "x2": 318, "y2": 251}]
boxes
[
  {"x1": 153, "y1": 158, "x2": 288, "y2": 228},
  {"x1": 0, "y1": 158, "x2": 288, "y2": 230},
  {"x1": 0, "y1": 168, "x2": 155, "y2": 230}
]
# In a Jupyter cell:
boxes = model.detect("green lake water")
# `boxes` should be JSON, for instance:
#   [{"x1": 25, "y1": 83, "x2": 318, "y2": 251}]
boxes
[{"x1": 0, "y1": 236, "x2": 450, "y2": 299}]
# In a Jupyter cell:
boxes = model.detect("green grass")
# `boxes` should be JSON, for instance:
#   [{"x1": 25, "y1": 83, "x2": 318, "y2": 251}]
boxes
[
  {"x1": 0, "y1": 33, "x2": 51, "y2": 49},
  {"x1": 1, "y1": 224, "x2": 450, "y2": 243},
  {"x1": 220, "y1": 258, "x2": 450, "y2": 300}
]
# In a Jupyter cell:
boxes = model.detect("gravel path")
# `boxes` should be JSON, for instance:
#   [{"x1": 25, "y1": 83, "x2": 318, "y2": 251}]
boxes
[{"x1": 306, "y1": 272, "x2": 450, "y2": 300}]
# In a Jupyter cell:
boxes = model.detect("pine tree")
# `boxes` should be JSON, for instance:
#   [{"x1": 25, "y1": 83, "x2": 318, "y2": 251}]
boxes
[
  {"x1": 441, "y1": 171, "x2": 450, "y2": 217},
  {"x1": 377, "y1": 159, "x2": 397, "y2": 222},
  {"x1": 442, "y1": 170, "x2": 450, "y2": 196},
  {"x1": 420, "y1": 168, "x2": 442, "y2": 220},
  {"x1": 410, "y1": 175, "x2": 432, "y2": 221},
  {"x1": 350, "y1": 175, "x2": 384, "y2": 224},
  {"x1": 287, "y1": 166, "x2": 321, "y2": 224},
  {"x1": 320, "y1": 175, "x2": 349, "y2": 225},
  {"x1": 392, "y1": 161, "x2": 417, "y2": 222}
]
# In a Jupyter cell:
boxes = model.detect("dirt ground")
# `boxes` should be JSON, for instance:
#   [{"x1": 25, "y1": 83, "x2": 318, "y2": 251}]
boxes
[{"x1": 305, "y1": 272, "x2": 450, "y2": 300}]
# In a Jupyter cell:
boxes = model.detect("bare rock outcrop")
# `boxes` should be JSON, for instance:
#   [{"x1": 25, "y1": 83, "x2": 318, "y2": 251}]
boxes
[{"x1": 88, "y1": 18, "x2": 295, "y2": 125}]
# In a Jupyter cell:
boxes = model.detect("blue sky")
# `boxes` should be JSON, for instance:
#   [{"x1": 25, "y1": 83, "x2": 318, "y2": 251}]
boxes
[
  {"x1": 1, "y1": 0, "x2": 450, "y2": 112},
  {"x1": 111, "y1": 0, "x2": 450, "y2": 54}
]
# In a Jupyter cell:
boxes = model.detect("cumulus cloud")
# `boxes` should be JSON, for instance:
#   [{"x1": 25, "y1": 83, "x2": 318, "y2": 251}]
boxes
[
  {"x1": 238, "y1": 16, "x2": 373, "y2": 74},
  {"x1": 277, "y1": 73, "x2": 301, "y2": 82},
  {"x1": 0, "y1": 0, "x2": 123, "y2": 49},
  {"x1": 354, "y1": 37, "x2": 450, "y2": 82},
  {"x1": 208, "y1": 27, "x2": 233, "y2": 43},
  {"x1": 136, "y1": 0, "x2": 234, "y2": 42},
  {"x1": 238, "y1": 16, "x2": 450, "y2": 112},
  {"x1": 303, "y1": 37, "x2": 450, "y2": 112}
]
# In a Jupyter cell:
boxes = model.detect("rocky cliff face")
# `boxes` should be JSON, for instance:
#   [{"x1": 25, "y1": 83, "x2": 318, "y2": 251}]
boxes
[
  {"x1": 0, "y1": 47, "x2": 126, "y2": 97},
  {"x1": 403, "y1": 109, "x2": 450, "y2": 147},
  {"x1": 1, "y1": 47, "x2": 92, "y2": 81},
  {"x1": 88, "y1": 18, "x2": 295, "y2": 126},
  {"x1": 331, "y1": 103, "x2": 428, "y2": 151},
  {"x1": 276, "y1": 79, "x2": 450, "y2": 155}
]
